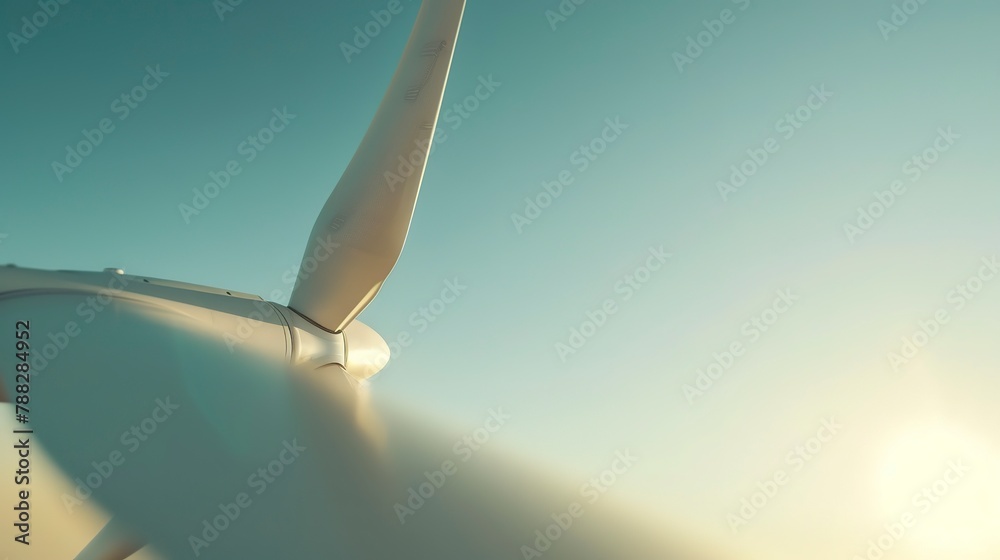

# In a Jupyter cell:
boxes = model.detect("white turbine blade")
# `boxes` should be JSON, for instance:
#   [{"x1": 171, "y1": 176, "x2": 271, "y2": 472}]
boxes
[
  {"x1": 74, "y1": 518, "x2": 145, "y2": 560},
  {"x1": 0, "y1": 293, "x2": 732, "y2": 559},
  {"x1": 289, "y1": 0, "x2": 466, "y2": 333}
]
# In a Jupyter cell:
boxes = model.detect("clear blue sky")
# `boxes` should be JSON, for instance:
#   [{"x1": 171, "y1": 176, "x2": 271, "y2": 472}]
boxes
[{"x1": 3, "y1": 1, "x2": 1000, "y2": 558}]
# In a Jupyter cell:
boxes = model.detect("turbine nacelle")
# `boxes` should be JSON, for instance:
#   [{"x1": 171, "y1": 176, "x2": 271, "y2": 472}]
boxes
[{"x1": 0, "y1": 265, "x2": 389, "y2": 394}]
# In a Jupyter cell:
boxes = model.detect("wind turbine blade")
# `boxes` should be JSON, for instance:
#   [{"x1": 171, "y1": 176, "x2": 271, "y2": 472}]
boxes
[
  {"x1": 73, "y1": 518, "x2": 145, "y2": 560},
  {"x1": 289, "y1": 0, "x2": 467, "y2": 333},
  {"x1": 0, "y1": 293, "x2": 732, "y2": 559}
]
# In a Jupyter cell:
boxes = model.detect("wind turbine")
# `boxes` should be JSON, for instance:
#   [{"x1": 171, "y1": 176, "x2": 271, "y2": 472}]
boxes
[
  {"x1": 0, "y1": 0, "x2": 463, "y2": 409},
  {"x1": 0, "y1": 2, "x2": 733, "y2": 558}
]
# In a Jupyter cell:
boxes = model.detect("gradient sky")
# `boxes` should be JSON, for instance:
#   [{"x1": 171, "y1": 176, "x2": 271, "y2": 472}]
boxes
[{"x1": 3, "y1": 1, "x2": 1000, "y2": 559}]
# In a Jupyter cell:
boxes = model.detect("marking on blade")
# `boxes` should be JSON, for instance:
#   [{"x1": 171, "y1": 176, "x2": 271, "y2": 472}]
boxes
[{"x1": 405, "y1": 40, "x2": 447, "y2": 101}]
